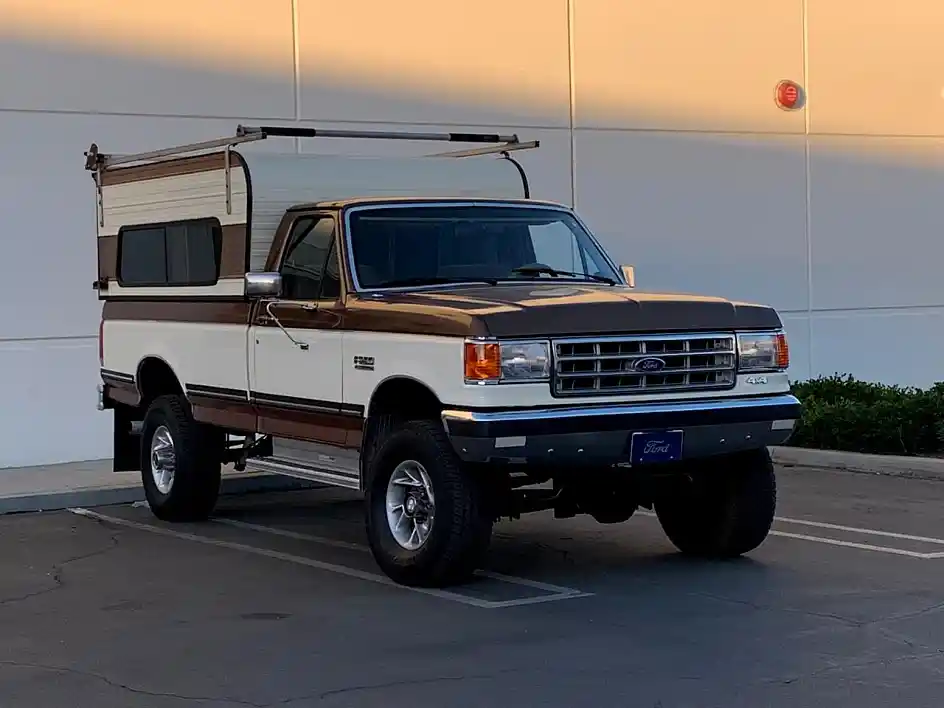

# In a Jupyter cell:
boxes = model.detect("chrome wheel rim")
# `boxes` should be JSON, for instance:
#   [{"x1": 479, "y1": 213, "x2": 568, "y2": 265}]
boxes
[
  {"x1": 150, "y1": 425, "x2": 177, "y2": 495},
  {"x1": 385, "y1": 460, "x2": 436, "y2": 551}
]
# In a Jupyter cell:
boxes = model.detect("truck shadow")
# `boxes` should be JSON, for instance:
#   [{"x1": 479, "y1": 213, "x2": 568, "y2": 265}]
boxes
[{"x1": 212, "y1": 486, "x2": 781, "y2": 599}]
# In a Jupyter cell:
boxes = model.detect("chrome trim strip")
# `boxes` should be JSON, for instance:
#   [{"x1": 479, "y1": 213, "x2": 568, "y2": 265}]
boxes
[
  {"x1": 100, "y1": 368, "x2": 134, "y2": 384},
  {"x1": 555, "y1": 331, "x2": 736, "y2": 345},
  {"x1": 441, "y1": 393, "x2": 801, "y2": 425}
]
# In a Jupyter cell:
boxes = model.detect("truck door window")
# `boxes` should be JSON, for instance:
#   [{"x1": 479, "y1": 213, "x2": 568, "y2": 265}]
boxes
[{"x1": 280, "y1": 216, "x2": 336, "y2": 300}]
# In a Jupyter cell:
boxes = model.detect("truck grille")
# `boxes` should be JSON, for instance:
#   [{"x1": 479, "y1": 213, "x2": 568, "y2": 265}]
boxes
[{"x1": 553, "y1": 333, "x2": 737, "y2": 397}]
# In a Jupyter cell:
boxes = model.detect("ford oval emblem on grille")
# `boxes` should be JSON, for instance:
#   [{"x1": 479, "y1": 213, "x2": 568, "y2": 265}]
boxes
[{"x1": 633, "y1": 357, "x2": 666, "y2": 373}]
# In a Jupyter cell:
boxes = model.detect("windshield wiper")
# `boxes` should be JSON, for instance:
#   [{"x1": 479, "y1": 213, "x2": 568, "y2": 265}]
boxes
[
  {"x1": 510, "y1": 264, "x2": 616, "y2": 285},
  {"x1": 370, "y1": 276, "x2": 499, "y2": 288}
]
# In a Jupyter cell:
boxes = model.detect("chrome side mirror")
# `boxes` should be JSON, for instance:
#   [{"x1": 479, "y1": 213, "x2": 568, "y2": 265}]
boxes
[
  {"x1": 620, "y1": 264, "x2": 635, "y2": 288},
  {"x1": 245, "y1": 272, "x2": 282, "y2": 299}
]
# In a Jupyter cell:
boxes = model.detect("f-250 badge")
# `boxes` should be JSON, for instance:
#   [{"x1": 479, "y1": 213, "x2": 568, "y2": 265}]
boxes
[{"x1": 353, "y1": 355, "x2": 375, "y2": 371}]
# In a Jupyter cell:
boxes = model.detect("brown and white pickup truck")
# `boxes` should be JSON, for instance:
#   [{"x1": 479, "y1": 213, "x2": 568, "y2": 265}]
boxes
[{"x1": 87, "y1": 125, "x2": 802, "y2": 587}]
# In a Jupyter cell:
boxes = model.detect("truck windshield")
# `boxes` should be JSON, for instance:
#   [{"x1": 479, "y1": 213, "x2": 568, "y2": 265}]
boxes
[{"x1": 346, "y1": 204, "x2": 621, "y2": 290}]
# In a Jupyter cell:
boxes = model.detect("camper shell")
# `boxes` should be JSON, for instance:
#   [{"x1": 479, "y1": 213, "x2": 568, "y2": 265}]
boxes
[{"x1": 87, "y1": 125, "x2": 802, "y2": 588}]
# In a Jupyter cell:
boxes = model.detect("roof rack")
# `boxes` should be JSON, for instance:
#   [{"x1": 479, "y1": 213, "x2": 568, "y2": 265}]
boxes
[{"x1": 84, "y1": 124, "x2": 540, "y2": 172}]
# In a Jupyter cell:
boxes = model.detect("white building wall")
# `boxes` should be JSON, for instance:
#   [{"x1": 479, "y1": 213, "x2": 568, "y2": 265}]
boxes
[{"x1": 0, "y1": 0, "x2": 940, "y2": 467}]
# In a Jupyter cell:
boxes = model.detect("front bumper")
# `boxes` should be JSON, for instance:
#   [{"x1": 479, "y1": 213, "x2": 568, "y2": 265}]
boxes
[{"x1": 440, "y1": 393, "x2": 802, "y2": 465}]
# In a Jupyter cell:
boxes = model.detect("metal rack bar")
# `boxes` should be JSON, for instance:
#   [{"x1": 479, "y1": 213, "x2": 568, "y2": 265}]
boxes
[
  {"x1": 84, "y1": 133, "x2": 265, "y2": 171},
  {"x1": 85, "y1": 124, "x2": 534, "y2": 173},
  {"x1": 236, "y1": 124, "x2": 522, "y2": 144},
  {"x1": 428, "y1": 140, "x2": 541, "y2": 158}
]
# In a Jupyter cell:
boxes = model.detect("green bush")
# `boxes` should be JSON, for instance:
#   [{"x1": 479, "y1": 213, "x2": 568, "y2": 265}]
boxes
[{"x1": 786, "y1": 374, "x2": 944, "y2": 456}]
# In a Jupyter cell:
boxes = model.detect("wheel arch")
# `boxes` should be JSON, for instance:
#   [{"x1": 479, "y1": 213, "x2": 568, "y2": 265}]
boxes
[
  {"x1": 135, "y1": 355, "x2": 185, "y2": 411},
  {"x1": 360, "y1": 375, "x2": 446, "y2": 486},
  {"x1": 366, "y1": 375, "x2": 444, "y2": 421}
]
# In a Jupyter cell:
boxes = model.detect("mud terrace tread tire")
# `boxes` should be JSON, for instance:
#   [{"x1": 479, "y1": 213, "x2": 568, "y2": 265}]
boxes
[
  {"x1": 654, "y1": 448, "x2": 777, "y2": 558},
  {"x1": 140, "y1": 394, "x2": 223, "y2": 522},
  {"x1": 365, "y1": 418, "x2": 493, "y2": 588}
]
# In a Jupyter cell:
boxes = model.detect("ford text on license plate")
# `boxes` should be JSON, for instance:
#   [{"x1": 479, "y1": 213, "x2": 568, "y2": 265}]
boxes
[{"x1": 629, "y1": 430, "x2": 683, "y2": 465}]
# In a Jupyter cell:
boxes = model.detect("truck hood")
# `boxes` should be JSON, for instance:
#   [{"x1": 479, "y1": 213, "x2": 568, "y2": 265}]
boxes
[{"x1": 345, "y1": 282, "x2": 782, "y2": 337}]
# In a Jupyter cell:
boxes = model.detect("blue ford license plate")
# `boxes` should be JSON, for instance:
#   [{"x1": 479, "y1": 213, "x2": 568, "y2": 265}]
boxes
[{"x1": 629, "y1": 430, "x2": 684, "y2": 465}]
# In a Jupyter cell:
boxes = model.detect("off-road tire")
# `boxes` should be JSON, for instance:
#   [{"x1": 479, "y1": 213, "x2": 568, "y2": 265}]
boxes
[
  {"x1": 365, "y1": 419, "x2": 493, "y2": 587},
  {"x1": 654, "y1": 448, "x2": 777, "y2": 558},
  {"x1": 140, "y1": 394, "x2": 223, "y2": 522}
]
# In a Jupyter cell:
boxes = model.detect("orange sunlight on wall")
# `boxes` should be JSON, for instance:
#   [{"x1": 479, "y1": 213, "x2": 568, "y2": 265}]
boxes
[{"x1": 2, "y1": 0, "x2": 943, "y2": 143}]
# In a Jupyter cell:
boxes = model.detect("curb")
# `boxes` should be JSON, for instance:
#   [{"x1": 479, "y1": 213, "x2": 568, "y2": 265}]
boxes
[
  {"x1": 0, "y1": 473, "x2": 319, "y2": 516},
  {"x1": 770, "y1": 446, "x2": 944, "y2": 482}
]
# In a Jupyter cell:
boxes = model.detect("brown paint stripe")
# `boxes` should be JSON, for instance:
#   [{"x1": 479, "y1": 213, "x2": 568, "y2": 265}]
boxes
[
  {"x1": 103, "y1": 300, "x2": 252, "y2": 324},
  {"x1": 188, "y1": 388, "x2": 364, "y2": 446},
  {"x1": 99, "y1": 151, "x2": 243, "y2": 186},
  {"x1": 103, "y1": 382, "x2": 140, "y2": 408},
  {"x1": 102, "y1": 297, "x2": 479, "y2": 337},
  {"x1": 98, "y1": 234, "x2": 117, "y2": 281},
  {"x1": 218, "y1": 224, "x2": 249, "y2": 277},
  {"x1": 190, "y1": 395, "x2": 257, "y2": 432}
]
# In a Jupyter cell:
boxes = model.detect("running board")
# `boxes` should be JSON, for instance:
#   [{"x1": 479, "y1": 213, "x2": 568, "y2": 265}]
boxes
[{"x1": 244, "y1": 456, "x2": 361, "y2": 491}]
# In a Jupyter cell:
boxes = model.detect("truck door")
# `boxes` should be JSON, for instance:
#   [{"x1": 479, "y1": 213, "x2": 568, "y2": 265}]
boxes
[{"x1": 249, "y1": 212, "x2": 348, "y2": 449}]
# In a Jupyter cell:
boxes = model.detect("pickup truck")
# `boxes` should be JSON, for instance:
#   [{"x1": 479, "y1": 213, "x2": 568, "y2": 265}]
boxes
[{"x1": 88, "y1": 125, "x2": 802, "y2": 587}]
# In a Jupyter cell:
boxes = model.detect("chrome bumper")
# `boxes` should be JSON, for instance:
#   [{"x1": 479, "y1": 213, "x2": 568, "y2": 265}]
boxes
[{"x1": 440, "y1": 393, "x2": 802, "y2": 465}]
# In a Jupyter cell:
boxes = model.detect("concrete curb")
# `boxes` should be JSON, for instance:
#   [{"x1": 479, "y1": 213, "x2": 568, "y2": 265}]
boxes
[
  {"x1": 0, "y1": 473, "x2": 318, "y2": 515},
  {"x1": 770, "y1": 446, "x2": 944, "y2": 482}
]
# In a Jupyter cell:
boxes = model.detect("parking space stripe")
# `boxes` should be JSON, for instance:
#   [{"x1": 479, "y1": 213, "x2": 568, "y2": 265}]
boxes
[
  {"x1": 769, "y1": 530, "x2": 938, "y2": 558},
  {"x1": 773, "y1": 516, "x2": 944, "y2": 546},
  {"x1": 69, "y1": 508, "x2": 592, "y2": 608},
  {"x1": 216, "y1": 518, "x2": 365, "y2": 552},
  {"x1": 635, "y1": 510, "x2": 944, "y2": 559},
  {"x1": 213, "y1": 518, "x2": 589, "y2": 596}
]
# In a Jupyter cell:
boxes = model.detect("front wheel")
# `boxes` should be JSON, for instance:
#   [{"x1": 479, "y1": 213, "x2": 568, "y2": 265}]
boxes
[
  {"x1": 654, "y1": 448, "x2": 777, "y2": 558},
  {"x1": 364, "y1": 419, "x2": 493, "y2": 587}
]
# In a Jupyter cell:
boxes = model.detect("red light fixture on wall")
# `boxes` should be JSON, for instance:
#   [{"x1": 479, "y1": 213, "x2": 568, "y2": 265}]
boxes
[{"x1": 774, "y1": 79, "x2": 804, "y2": 111}]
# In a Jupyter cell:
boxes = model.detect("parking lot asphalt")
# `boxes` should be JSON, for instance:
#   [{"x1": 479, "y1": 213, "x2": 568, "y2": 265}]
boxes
[{"x1": 2, "y1": 465, "x2": 944, "y2": 708}]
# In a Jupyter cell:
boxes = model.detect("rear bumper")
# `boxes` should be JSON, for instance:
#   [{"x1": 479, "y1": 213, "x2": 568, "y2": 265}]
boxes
[{"x1": 440, "y1": 393, "x2": 802, "y2": 465}]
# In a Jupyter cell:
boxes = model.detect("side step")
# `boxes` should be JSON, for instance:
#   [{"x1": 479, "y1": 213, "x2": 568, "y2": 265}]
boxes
[{"x1": 244, "y1": 457, "x2": 361, "y2": 491}]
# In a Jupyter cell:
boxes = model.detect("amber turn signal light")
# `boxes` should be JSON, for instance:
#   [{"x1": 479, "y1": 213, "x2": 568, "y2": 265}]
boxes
[
  {"x1": 775, "y1": 333, "x2": 790, "y2": 369},
  {"x1": 464, "y1": 341, "x2": 500, "y2": 381}
]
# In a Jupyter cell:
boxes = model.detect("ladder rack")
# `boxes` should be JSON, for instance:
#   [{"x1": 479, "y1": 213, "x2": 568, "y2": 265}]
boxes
[{"x1": 84, "y1": 124, "x2": 540, "y2": 172}]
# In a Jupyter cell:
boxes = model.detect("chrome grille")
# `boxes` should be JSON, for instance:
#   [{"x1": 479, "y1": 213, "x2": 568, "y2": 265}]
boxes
[{"x1": 553, "y1": 333, "x2": 737, "y2": 397}]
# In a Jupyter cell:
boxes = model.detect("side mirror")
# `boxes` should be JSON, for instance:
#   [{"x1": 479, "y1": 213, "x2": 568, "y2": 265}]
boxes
[
  {"x1": 245, "y1": 272, "x2": 282, "y2": 299},
  {"x1": 620, "y1": 264, "x2": 635, "y2": 288}
]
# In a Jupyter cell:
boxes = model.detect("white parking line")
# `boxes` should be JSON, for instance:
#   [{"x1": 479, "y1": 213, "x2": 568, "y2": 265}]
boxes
[
  {"x1": 214, "y1": 517, "x2": 587, "y2": 595},
  {"x1": 68, "y1": 508, "x2": 592, "y2": 609},
  {"x1": 773, "y1": 515, "x2": 944, "y2": 546},
  {"x1": 635, "y1": 510, "x2": 944, "y2": 559}
]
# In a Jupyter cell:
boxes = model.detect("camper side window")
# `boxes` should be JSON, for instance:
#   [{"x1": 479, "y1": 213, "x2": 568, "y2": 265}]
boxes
[{"x1": 118, "y1": 219, "x2": 221, "y2": 287}]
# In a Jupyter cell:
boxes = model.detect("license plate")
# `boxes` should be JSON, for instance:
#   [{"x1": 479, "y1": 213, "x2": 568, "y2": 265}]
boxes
[{"x1": 629, "y1": 430, "x2": 684, "y2": 465}]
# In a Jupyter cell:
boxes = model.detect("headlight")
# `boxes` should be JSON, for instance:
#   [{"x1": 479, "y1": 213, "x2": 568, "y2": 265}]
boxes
[
  {"x1": 737, "y1": 331, "x2": 789, "y2": 372},
  {"x1": 464, "y1": 340, "x2": 550, "y2": 383}
]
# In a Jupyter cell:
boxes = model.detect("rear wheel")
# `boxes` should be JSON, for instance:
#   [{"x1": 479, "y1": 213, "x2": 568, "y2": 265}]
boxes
[
  {"x1": 654, "y1": 448, "x2": 777, "y2": 558},
  {"x1": 140, "y1": 394, "x2": 223, "y2": 522},
  {"x1": 365, "y1": 419, "x2": 493, "y2": 587}
]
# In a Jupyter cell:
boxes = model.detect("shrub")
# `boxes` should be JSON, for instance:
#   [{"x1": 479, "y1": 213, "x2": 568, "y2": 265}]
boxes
[{"x1": 787, "y1": 374, "x2": 944, "y2": 456}]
